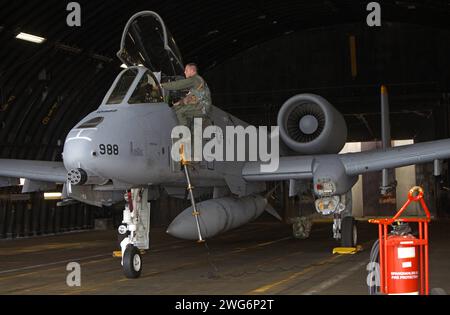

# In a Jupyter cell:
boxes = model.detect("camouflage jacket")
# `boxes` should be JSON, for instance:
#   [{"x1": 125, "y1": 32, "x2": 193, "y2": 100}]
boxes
[{"x1": 161, "y1": 74, "x2": 211, "y2": 113}]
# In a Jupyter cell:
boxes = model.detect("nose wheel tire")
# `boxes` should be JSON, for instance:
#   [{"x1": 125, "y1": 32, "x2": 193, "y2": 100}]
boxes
[
  {"x1": 341, "y1": 216, "x2": 357, "y2": 247},
  {"x1": 123, "y1": 245, "x2": 142, "y2": 278}
]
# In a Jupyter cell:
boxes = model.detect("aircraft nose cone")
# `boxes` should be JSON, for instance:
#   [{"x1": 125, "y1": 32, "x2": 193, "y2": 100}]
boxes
[
  {"x1": 63, "y1": 140, "x2": 93, "y2": 170},
  {"x1": 166, "y1": 209, "x2": 200, "y2": 240},
  {"x1": 63, "y1": 129, "x2": 97, "y2": 171}
]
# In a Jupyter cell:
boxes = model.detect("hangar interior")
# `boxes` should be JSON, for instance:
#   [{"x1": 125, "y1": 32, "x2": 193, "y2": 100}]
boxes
[{"x1": 1, "y1": 0, "x2": 450, "y2": 295}]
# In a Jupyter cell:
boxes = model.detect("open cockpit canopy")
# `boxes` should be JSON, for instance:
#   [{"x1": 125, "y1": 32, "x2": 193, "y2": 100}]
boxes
[{"x1": 117, "y1": 11, "x2": 184, "y2": 78}]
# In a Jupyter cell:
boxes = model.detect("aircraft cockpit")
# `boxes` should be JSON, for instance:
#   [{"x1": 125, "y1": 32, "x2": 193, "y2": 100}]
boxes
[
  {"x1": 129, "y1": 71, "x2": 163, "y2": 104},
  {"x1": 102, "y1": 67, "x2": 163, "y2": 105}
]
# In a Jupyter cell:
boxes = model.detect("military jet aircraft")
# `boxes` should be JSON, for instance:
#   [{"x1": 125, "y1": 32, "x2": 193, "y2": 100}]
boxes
[{"x1": 1, "y1": 11, "x2": 450, "y2": 278}]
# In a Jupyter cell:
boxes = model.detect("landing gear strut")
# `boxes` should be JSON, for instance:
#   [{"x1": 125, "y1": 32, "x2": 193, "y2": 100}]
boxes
[
  {"x1": 332, "y1": 192, "x2": 358, "y2": 247},
  {"x1": 333, "y1": 215, "x2": 358, "y2": 247}
]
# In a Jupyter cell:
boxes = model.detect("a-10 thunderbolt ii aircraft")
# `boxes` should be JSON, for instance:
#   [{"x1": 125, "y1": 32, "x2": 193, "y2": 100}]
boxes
[{"x1": 2, "y1": 11, "x2": 450, "y2": 278}]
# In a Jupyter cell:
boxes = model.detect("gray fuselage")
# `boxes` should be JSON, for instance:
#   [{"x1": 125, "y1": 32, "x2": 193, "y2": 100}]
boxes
[{"x1": 62, "y1": 66, "x2": 263, "y2": 196}]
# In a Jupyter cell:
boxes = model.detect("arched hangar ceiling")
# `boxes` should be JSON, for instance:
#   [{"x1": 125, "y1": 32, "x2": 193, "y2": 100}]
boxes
[
  {"x1": 1, "y1": 0, "x2": 450, "y2": 160},
  {"x1": 2, "y1": 0, "x2": 450, "y2": 70}
]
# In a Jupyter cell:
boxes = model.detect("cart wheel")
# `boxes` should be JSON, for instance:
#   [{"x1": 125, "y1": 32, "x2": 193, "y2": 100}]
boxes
[
  {"x1": 341, "y1": 217, "x2": 357, "y2": 247},
  {"x1": 123, "y1": 244, "x2": 142, "y2": 278}
]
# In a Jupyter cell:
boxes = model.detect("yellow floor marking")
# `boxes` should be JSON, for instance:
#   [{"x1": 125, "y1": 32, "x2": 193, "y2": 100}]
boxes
[
  {"x1": 65, "y1": 237, "x2": 293, "y2": 294},
  {"x1": 230, "y1": 237, "x2": 291, "y2": 254},
  {"x1": 77, "y1": 257, "x2": 112, "y2": 266},
  {"x1": 249, "y1": 240, "x2": 372, "y2": 294},
  {"x1": 0, "y1": 257, "x2": 111, "y2": 282},
  {"x1": 0, "y1": 271, "x2": 41, "y2": 282},
  {"x1": 249, "y1": 255, "x2": 342, "y2": 294},
  {"x1": 0, "y1": 241, "x2": 113, "y2": 256},
  {"x1": 2, "y1": 259, "x2": 118, "y2": 294},
  {"x1": 256, "y1": 237, "x2": 292, "y2": 247},
  {"x1": 3, "y1": 232, "x2": 308, "y2": 294}
]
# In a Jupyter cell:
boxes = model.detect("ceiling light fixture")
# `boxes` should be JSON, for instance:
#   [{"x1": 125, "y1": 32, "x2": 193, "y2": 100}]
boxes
[
  {"x1": 16, "y1": 32, "x2": 46, "y2": 44},
  {"x1": 44, "y1": 192, "x2": 62, "y2": 200}
]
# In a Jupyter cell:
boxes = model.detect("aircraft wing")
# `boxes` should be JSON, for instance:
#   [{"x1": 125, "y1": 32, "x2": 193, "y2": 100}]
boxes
[
  {"x1": 243, "y1": 156, "x2": 314, "y2": 181},
  {"x1": 0, "y1": 159, "x2": 67, "y2": 183},
  {"x1": 339, "y1": 138, "x2": 450, "y2": 175},
  {"x1": 242, "y1": 138, "x2": 450, "y2": 181}
]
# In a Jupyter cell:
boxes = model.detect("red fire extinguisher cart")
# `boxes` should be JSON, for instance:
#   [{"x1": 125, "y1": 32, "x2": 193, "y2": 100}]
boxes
[{"x1": 369, "y1": 186, "x2": 430, "y2": 295}]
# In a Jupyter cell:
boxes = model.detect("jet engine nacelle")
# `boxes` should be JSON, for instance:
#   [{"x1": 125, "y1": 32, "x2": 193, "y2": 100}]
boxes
[{"x1": 277, "y1": 94, "x2": 347, "y2": 154}]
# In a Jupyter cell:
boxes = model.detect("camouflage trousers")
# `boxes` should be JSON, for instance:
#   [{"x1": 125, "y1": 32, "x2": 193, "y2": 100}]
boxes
[{"x1": 174, "y1": 103, "x2": 204, "y2": 127}]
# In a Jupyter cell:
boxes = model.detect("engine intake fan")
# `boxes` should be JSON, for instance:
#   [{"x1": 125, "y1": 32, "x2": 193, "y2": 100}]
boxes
[{"x1": 277, "y1": 94, "x2": 347, "y2": 154}]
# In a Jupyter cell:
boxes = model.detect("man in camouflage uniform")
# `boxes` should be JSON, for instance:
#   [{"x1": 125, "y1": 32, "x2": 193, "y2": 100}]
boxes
[{"x1": 161, "y1": 63, "x2": 211, "y2": 127}]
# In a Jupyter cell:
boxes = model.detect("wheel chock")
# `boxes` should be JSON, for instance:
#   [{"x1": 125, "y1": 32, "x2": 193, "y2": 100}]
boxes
[
  {"x1": 332, "y1": 245, "x2": 363, "y2": 255},
  {"x1": 112, "y1": 251, "x2": 122, "y2": 258},
  {"x1": 114, "y1": 249, "x2": 145, "y2": 257}
]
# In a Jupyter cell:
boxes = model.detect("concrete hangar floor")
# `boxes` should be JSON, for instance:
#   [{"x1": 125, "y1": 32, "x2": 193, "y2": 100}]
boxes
[{"x1": 1, "y1": 218, "x2": 449, "y2": 295}]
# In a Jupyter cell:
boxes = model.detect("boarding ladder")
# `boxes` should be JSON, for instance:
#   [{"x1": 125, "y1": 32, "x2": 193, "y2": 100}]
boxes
[{"x1": 180, "y1": 144, "x2": 204, "y2": 242}]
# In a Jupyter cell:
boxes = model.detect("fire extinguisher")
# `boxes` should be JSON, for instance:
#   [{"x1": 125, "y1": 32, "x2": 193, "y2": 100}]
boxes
[
  {"x1": 385, "y1": 223, "x2": 419, "y2": 295},
  {"x1": 368, "y1": 186, "x2": 430, "y2": 295},
  {"x1": 368, "y1": 186, "x2": 448, "y2": 295}
]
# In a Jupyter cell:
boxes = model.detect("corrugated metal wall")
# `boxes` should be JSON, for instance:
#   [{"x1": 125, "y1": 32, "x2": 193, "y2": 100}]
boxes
[{"x1": 0, "y1": 191, "x2": 95, "y2": 239}]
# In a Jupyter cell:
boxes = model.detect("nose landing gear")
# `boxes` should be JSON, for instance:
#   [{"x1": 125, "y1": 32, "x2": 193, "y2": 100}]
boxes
[{"x1": 116, "y1": 188, "x2": 151, "y2": 278}]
